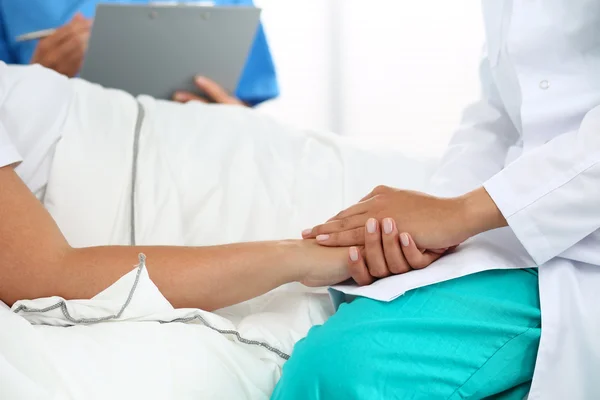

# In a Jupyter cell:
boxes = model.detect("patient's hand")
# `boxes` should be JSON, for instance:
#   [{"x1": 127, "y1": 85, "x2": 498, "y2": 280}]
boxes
[
  {"x1": 295, "y1": 240, "x2": 352, "y2": 287},
  {"x1": 30, "y1": 13, "x2": 92, "y2": 78},
  {"x1": 173, "y1": 76, "x2": 245, "y2": 106}
]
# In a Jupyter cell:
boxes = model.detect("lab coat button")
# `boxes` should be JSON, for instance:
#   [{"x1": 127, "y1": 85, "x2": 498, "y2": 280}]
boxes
[{"x1": 539, "y1": 80, "x2": 550, "y2": 90}]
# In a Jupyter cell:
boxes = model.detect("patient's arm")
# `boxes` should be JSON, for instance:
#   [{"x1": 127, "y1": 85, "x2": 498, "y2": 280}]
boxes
[{"x1": 0, "y1": 166, "x2": 350, "y2": 310}]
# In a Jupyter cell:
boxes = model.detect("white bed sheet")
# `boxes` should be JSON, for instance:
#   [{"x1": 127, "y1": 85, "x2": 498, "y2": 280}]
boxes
[
  {"x1": 1, "y1": 261, "x2": 334, "y2": 400},
  {"x1": 1, "y1": 79, "x2": 437, "y2": 399}
]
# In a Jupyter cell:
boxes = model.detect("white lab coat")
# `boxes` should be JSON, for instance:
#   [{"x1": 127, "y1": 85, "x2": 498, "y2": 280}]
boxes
[{"x1": 333, "y1": 1, "x2": 600, "y2": 398}]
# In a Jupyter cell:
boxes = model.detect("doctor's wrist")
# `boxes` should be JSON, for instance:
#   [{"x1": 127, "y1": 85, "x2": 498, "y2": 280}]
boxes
[{"x1": 457, "y1": 187, "x2": 507, "y2": 239}]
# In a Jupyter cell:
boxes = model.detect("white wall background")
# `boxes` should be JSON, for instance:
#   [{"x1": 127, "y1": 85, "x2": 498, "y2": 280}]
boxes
[{"x1": 255, "y1": 0, "x2": 485, "y2": 158}]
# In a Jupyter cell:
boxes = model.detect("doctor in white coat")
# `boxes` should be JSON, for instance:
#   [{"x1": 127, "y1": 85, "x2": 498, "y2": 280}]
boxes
[{"x1": 280, "y1": 0, "x2": 600, "y2": 399}]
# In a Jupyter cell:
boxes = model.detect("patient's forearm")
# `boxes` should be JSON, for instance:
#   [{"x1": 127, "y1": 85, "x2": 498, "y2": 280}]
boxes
[
  {"x1": 59, "y1": 241, "x2": 309, "y2": 311},
  {"x1": 1, "y1": 167, "x2": 348, "y2": 310}
]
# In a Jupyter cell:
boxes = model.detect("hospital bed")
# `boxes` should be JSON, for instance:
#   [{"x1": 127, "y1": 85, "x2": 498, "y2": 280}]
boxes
[{"x1": 0, "y1": 78, "x2": 439, "y2": 399}]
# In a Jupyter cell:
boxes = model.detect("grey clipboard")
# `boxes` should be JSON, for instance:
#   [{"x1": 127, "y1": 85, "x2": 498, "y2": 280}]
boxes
[{"x1": 80, "y1": 4, "x2": 261, "y2": 100}]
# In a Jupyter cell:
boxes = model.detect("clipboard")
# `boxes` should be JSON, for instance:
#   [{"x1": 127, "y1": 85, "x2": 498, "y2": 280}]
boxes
[{"x1": 80, "y1": 4, "x2": 261, "y2": 100}]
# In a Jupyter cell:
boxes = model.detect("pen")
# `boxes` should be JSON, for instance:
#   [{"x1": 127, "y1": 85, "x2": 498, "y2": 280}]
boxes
[{"x1": 15, "y1": 28, "x2": 57, "y2": 43}]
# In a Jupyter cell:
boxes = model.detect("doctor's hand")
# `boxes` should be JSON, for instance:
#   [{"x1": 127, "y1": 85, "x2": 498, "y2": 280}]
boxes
[
  {"x1": 304, "y1": 186, "x2": 507, "y2": 252},
  {"x1": 173, "y1": 76, "x2": 245, "y2": 106},
  {"x1": 30, "y1": 13, "x2": 92, "y2": 78},
  {"x1": 347, "y1": 219, "x2": 456, "y2": 285}
]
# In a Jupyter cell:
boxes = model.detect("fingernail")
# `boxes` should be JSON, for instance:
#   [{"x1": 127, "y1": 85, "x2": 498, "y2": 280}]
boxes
[
  {"x1": 316, "y1": 234, "x2": 330, "y2": 242},
  {"x1": 400, "y1": 233, "x2": 410, "y2": 247},
  {"x1": 195, "y1": 76, "x2": 207, "y2": 85},
  {"x1": 366, "y1": 218, "x2": 377, "y2": 234},
  {"x1": 174, "y1": 92, "x2": 186, "y2": 101},
  {"x1": 383, "y1": 218, "x2": 393, "y2": 234},
  {"x1": 302, "y1": 229, "x2": 312, "y2": 237},
  {"x1": 349, "y1": 247, "x2": 359, "y2": 262}
]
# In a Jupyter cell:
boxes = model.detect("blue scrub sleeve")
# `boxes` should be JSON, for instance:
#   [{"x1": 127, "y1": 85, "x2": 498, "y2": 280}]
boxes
[
  {"x1": 0, "y1": 6, "x2": 16, "y2": 63},
  {"x1": 231, "y1": 0, "x2": 279, "y2": 105}
]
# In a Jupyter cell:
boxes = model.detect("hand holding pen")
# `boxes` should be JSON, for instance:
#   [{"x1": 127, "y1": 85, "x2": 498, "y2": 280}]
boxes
[{"x1": 28, "y1": 13, "x2": 92, "y2": 78}]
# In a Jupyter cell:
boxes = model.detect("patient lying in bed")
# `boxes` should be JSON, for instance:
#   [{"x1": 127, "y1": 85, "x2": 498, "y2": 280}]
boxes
[{"x1": 0, "y1": 62, "x2": 429, "y2": 399}]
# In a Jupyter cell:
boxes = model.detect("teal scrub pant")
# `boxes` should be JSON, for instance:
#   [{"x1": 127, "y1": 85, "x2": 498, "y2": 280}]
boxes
[{"x1": 271, "y1": 269, "x2": 541, "y2": 400}]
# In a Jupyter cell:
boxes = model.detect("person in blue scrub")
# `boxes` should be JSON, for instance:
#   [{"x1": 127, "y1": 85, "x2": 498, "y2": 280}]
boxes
[{"x1": 0, "y1": 0, "x2": 279, "y2": 106}]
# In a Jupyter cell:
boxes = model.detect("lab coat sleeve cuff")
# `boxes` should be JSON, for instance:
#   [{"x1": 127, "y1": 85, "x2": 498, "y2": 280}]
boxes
[
  {"x1": 0, "y1": 144, "x2": 22, "y2": 168},
  {"x1": 484, "y1": 173, "x2": 555, "y2": 266}
]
